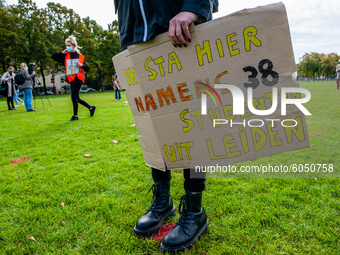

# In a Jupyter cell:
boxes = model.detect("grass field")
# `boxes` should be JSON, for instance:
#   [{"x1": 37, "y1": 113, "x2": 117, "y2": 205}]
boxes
[{"x1": 0, "y1": 81, "x2": 339, "y2": 254}]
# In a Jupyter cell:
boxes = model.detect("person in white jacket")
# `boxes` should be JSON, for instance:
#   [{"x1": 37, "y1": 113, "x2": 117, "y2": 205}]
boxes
[{"x1": 1, "y1": 66, "x2": 17, "y2": 110}]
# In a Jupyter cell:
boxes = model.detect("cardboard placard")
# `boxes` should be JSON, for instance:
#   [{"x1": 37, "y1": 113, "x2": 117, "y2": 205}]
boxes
[
  {"x1": 112, "y1": 2, "x2": 310, "y2": 172},
  {"x1": 66, "y1": 59, "x2": 79, "y2": 75}
]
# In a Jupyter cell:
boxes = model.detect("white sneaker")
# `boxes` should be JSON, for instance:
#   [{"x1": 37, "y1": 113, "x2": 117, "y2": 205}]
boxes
[
  {"x1": 22, "y1": 101, "x2": 24, "y2": 106},
  {"x1": 15, "y1": 105, "x2": 19, "y2": 107}
]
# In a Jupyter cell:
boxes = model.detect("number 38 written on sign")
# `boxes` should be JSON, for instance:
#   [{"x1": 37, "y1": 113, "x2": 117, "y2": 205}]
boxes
[{"x1": 243, "y1": 59, "x2": 279, "y2": 89}]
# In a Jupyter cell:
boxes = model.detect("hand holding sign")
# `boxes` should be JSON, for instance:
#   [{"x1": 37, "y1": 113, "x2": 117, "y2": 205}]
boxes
[
  {"x1": 75, "y1": 62, "x2": 83, "y2": 68},
  {"x1": 113, "y1": 3, "x2": 311, "y2": 171},
  {"x1": 169, "y1": 11, "x2": 198, "y2": 47},
  {"x1": 66, "y1": 59, "x2": 79, "y2": 75}
]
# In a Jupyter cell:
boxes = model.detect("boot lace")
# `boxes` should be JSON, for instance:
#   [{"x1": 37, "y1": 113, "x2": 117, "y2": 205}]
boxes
[
  {"x1": 175, "y1": 195, "x2": 191, "y2": 230},
  {"x1": 145, "y1": 184, "x2": 167, "y2": 213}
]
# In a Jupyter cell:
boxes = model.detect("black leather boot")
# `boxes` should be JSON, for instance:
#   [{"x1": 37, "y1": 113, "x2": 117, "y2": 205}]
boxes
[
  {"x1": 134, "y1": 182, "x2": 176, "y2": 238},
  {"x1": 160, "y1": 192, "x2": 208, "y2": 253}
]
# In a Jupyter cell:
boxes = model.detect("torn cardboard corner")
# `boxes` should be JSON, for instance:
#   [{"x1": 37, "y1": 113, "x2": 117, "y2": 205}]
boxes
[{"x1": 112, "y1": 2, "x2": 310, "y2": 172}]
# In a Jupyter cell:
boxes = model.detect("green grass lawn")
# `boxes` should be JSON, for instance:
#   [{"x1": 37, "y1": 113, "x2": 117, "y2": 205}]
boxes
[{"x1": 0, "y1": 81, "x2": 339, "y2": 254}]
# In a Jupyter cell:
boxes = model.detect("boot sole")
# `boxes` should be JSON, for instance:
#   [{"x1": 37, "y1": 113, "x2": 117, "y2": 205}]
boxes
[
  {"x1": 159, "y1": 219, "x2": 208, "y2": 254},
  {"x1": 133, "y1": 206, "x2": 176, "y2": 238},
  {"x1": 90, "y1": 106, "x2": 96, "y2": 116}
]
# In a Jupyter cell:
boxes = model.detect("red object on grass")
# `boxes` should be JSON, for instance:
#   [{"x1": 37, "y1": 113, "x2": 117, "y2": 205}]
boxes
[
  {"x1": 310, "y1": 132, "x2": 323, "y2": 136},
  {"x1": 11, "y1": 157, "x2": 30, "y2": 165},
  {"x1": 151, "y1": 222, "x2": 176, "y2": 241}
]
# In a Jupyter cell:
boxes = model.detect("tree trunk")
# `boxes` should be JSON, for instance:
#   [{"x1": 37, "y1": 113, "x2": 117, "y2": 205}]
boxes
[
  {"x1": 98, "y1": 70, "x2": 104, "y2": 91},
  {"x1": 102, "y1": 71, "x2": 108, "y2": 91},
  {"x1": 0, "y1": 48, "x2": 6, "y2": 73},
  {"x1": 93, "y1": 62, "x2": 104, "y2": 92}
]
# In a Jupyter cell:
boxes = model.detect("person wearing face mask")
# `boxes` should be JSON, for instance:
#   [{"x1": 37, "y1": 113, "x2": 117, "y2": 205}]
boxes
[
  {"x1": 51, "y1": 35, "x2": 96, "y2": 121},
  {"x1": 111, "y1": 74, "x2": 121, "y2": 100},
  {"x1": 1, "y1": 66, "x2": 17, "y2": 111}
]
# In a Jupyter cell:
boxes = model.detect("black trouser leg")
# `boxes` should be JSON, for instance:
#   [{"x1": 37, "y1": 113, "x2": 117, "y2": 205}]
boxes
[
  {"x1": 10, "y1": 97, "x2": 14, "y2": 108},
  {"x1": 7, "y1": 97, "x2": 14, "y2": 109},
  {"x1": 183, "y1": 169, "x2": 206, "y2": 192},
  {"x1": 77, "y1": 93, "x2": 91, "y2": 109},
  {"x1": 70, "y1": 81, "x2": 79, "y2": 116},
  {"x1": 151, "y1": 167, "x2": 171, "y2": 182},
  {"x1": 151, "y1": 167, "x2": 206, "y2": 192},
  {"x1": 70, "y1": 78, "x2": 91, "y2": 116},
  {"x1": 7, "y1": 97, "x2": 12, "y2": 109}
]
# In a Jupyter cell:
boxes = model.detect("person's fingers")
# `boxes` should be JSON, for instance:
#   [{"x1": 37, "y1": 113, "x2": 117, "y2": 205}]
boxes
[
  {"x1": 169, "y1": 20, "x2": 181, "y2": 46},
  {"x1": 176, "y1": 22, "x2": 187, "y2": 46},
  {"x1": 183, "y1": 23, "x2": 192, "y2": 42},
  {"x1": 169, "y1": 31, "x2": 175, "y2": 46},
  {"x1": 168, "y1": 19, "x2": 175, "y2": 45}
]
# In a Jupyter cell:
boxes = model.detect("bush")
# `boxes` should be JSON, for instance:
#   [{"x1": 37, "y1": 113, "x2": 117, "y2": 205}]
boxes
[
  {"x1": 81, "y1": 85, "x2": 88, "y2": 90},
  {"x1": 62, "y1": 85, "x2": 70, "y2": 90},
  {"x1": 84, "y1": 77, "x2": 101, "y2": 90},
  {"x1": 104, "y1": 83, "x2": 113, "y2": 91}
]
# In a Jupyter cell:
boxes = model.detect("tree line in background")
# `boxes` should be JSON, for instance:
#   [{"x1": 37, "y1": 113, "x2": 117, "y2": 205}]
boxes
[
  {"x1": 297, "y1": 52, "x2": 339, "y2": 79},
  {"x1": 1, "y1": 0, "x2": 339, "y2": 91},
  {"x1": 0, "y1": 0, "x2": 121, "y2": 92}
]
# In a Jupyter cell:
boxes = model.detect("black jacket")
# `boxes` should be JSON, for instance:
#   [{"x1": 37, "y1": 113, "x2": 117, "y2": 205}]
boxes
[{"x1": 114, "y1": 0, "x2": 219, "y2": 50}]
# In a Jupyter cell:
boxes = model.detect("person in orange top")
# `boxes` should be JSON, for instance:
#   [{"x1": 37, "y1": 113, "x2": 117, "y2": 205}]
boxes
[{"x1": 51, "y1": 35, "x2": 96, "y2": 121}]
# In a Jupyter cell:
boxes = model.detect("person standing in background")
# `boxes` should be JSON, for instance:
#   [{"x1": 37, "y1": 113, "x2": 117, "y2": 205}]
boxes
[
  {"x1": 51, "y1": 35, "x2": 96, "y2": 121},
  {"x1": 20, "y1": 63, "x2": 36, "y2": 112},
  {"x1": 336, "y1": 59, "x2": 340, "y2": 91},
  {"x1": 13, "y1": 81, "x2": 24, "y2": 107},
  {"x1": 1, "y1": 66, "x2": 17, "y2": 111},
  {"x1": 112, "y1": 75, "x2": 121, "y2": 100}
]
